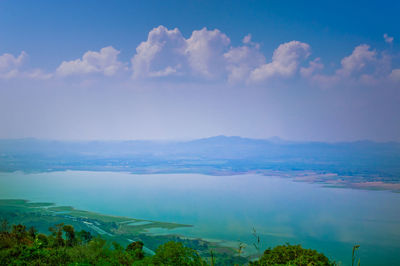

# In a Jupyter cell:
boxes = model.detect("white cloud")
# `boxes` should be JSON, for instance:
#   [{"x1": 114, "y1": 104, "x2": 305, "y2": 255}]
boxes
[
  {"x1": 131, "y1": 27, "x2": 316, "y2": 84},
  {"x1": 389, "y1": 69, "x2": 400, "y2": 83},
  {"x1": 0, "y1": 51, "x2": 52, "y2": 80},
  {"x1": 336, "y1": 44, "x2": 376, "y2": 77},
  {"x1": 56, "y1": 46, "x2": 123, "y2": 77},
  {"x1": 185, "y1": 28, "x2": 230, "y2": 78},
  {"x1": 309, "y1": 74, "x2": 340, "y2": 89},
  {"x1": 3, "y1": 25, "x2": 394, "y2": 89},
  {"x1": 242, "y1": 34, "x2": 252, "y2": 44},
  {"x1": 24, "y1": 69, "x2": 53, "y2": 80},
  {"x1": 300, "y1": 58, "x2": 324, "y2": 78},
  {"x1": 307, "y1": 44, "x2": 379, "y2": 88},
  {"x1": 131, "y1": 26, "x2": 231, "y2": 79},
  {"x1": 249, "y1": 41, "x2": 310, "y2": 82},
  {"x1": 383, "y1": 33, "x2": 394, "y2": 44},
  {"x1": 132, "y1": 26, "x2": 187, "y2": 78},
  {"x1": 0, "y1": 51, "x2": 27, "y2": 79},
  {"x1": 224, "y1": 45, "x2": 265, "y2": 83},
  {"x1": 147, "y1": 66, "x2": 179, "y2": 78}
]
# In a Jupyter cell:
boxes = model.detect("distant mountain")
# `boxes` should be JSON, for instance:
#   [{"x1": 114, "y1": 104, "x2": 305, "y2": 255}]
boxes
[{"x1": 1, "y1": 136, "x2": 400, "y2": 182}]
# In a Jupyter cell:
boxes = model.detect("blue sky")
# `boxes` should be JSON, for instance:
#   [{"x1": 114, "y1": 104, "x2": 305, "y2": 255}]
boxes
[
  {"x1": 0, "y1": 0, "x2": 399, "y2": 141},
  {"x1": 1, "y1": 0, "x2": 399, "y2": 67}
]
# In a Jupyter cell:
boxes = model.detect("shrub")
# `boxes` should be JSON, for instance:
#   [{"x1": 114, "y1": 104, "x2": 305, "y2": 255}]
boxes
[{"x1": 252, "y1": 243, "x2": 333, "y2": 266}]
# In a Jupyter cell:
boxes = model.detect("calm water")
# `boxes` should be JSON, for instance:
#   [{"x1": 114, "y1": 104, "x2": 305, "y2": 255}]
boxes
[{"x1": 0, "y1": 171, "x2": 399, "y2": 265}]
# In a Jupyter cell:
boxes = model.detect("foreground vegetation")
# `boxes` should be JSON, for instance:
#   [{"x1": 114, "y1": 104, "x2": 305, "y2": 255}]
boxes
[
  {"x1": 0, "y1": 199, "x2": 245, "y2": 263},
  {"x1": 0, "y1": 222, "x2": 334, "y2": 265}
]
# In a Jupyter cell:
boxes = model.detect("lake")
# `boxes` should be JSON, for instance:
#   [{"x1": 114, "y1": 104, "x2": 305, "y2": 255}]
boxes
[{"x1": 0, "y1": 171, "x2": 399, "y2": 265}]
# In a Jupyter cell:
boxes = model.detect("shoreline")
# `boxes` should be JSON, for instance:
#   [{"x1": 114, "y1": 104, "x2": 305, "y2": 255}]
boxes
[
  {"x1": 1, "y1": 168, "x2": 399, "y2": 193},
  {"x1": 0, "y1": 198, "x2": 243, "y2": 258}
]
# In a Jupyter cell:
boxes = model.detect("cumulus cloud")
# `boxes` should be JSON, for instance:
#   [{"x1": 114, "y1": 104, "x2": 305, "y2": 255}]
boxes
[
  {"x1": 300, "y1": 58, "x2": 324, "y2": 78},
  {"x1": 307, "y1": 44, "x2": 380, "y2": 87},
  {"x1": 4, "y1": 25, "x2": 398, "y2": 89},
  {"x1": 383, "y1": 33, "x2": 394, "y2": 44},
  {"x1": 389, "y1": 69, "x2": 400, "y2": 83},
  {"x1": 224, "y1": 45, "x2": 265, "y2": 83},
  {"x1": 24, "y1": 69, "x2": 53, "y2": 80},
  {"x1": 131, "y1": 26, "x2": 315, "y2": 84},
  {"x1": 131, "y1": 29, "x2": 399, "y2": 87},
  {"x1": 56, "y1": 46, "x2": 123, "y2": 77},
  {"x1": 249, "y1": 41, "x2": 311, "y2": 82},
  {"x1": 132, "y1": 26, "x2": 187, "y2": 78},
  {"x1": 223, "y1": 33, "x2": 265, "y2": 83},
  {"x1": 185, "y1": 28, "x2": 231, "y2": 78},
  {"x1": 0, "y1": 51, "x2": 27, "y2": 79},
  {"x1": 0, "y1": 51, "x2": 51, "y2": 80},
  {"x1": 131, "y1": 26, "x2": 230, "y2": 79},
  {"x1": 336, "y1": 44, "x2": 376, "y2": 77}
]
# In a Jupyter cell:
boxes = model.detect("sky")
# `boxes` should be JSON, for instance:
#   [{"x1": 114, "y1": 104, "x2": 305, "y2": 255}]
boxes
[{"x1": 0, "y1": 0, "x2": 399, "y2": 142}]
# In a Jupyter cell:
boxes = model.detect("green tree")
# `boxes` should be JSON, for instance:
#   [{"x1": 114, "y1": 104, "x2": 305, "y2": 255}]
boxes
[
  {"x1": 28, "y1": 226, "x2": 37, "y2": 240},
  {"x1": 252, "y1": 243, "x2": 333, "y2": 266},
  {"x1": 48, "y1": 223, "x2": 64, "y2": 247},
  {"x1": 36, "y1": 233, "x2": 48, "y2": 248},
  {"x1": 0, "y1": 222, "x2": 341, "y2": 266},
  {"x1": 0, "y1": 220, "x2": 9, "y2": 233},
  {"x1": 152, "y1": 241, "x2": 204, "y2": 266},
  {"x1": 11, "y1": 224, "x2": 29, "y2": 245},
  {"x1": 63, "y1": 224, "x2": 77, "y2": 247},
  {"x1": 77, "y1": 229, "x2": 92, "y2": 244},
  {"x1": 126, "y1": 240, "x2": 144, "y2": 260}
]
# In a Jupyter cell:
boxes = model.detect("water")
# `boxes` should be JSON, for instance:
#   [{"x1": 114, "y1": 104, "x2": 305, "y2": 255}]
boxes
[{"x1": 0, "y1": 171, "x2": 399, "y2": 265}]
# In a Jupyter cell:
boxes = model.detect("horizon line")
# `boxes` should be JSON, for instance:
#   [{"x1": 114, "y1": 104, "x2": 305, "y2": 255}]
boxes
[{"x1": 0, "y1": 135, "x2": 398, "y2": 144}]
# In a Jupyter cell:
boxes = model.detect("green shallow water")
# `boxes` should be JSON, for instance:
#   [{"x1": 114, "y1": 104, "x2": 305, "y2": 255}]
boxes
[{"x1": 0, "y1": 171, "x2": 399, "y2": 265}]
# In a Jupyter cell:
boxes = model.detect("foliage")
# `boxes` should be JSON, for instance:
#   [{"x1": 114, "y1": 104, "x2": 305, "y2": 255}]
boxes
[
  {"x1": 251, "y1": 243, "x2": 334, "y2": 266},
  {"x1": 152, "y1": 241, "x2": 204, "y2": 265},
  {"x1": 0, "y1": 222, "x2": 336, "y2": 265},
  {"x1": 126, "y1": 240, "x2": 145, "y2": 260}
]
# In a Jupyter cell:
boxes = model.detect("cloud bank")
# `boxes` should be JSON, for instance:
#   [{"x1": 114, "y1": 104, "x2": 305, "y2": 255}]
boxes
[
  {"x1": 56, "y1": 46, "x2": 124, "y2": 77},
  {"x1": 249, "y1": 41, "x2": 310, "y2": 82},
  {"x1": 0, "y1": 52, "x2": 27, "y2": 79},
  {"x1": 0, "y1": 25, "x2": 398, "y2": 89}
]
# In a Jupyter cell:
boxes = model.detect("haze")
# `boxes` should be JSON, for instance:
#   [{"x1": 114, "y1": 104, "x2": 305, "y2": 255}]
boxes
[{"x1": 0, "y1": 0, "x2": 399, "y2": 142}]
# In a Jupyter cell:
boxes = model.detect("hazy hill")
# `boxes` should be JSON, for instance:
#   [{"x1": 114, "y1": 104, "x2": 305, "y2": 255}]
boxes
[{"x1": 0, "y1": 136, "x2": 399, "y2": 182}]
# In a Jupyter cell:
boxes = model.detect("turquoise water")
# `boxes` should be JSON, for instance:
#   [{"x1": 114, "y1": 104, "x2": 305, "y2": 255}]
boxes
[{"x1": 0, "y1": 171, "x2": 399, "y2": 265}]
